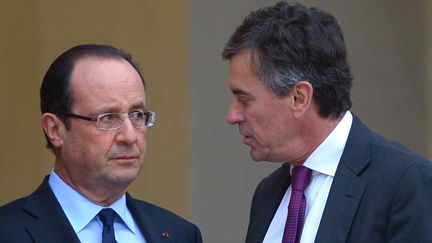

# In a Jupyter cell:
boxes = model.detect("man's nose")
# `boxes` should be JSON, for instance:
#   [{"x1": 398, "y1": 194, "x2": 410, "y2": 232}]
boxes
[
  {"x1": 227, "y1": 99, "x2": 244, "y2": 124},
  {"x1": 115, "y1": 117, "x2": 141, "y2": 145}
]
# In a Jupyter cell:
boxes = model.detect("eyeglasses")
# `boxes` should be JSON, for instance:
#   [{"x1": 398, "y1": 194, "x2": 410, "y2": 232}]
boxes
[{"x1": 55, "y1": 110, "x2": 156, "y2": 130}]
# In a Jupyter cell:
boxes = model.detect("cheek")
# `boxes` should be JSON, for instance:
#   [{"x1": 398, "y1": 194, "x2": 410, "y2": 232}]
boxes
[
  {"x1": 136, "y1": 131, "x2": 148, "y2": 153},
  {"x1": 254, "y1": 118, "x2": 285, "y2": 143},
  {"x1": 254, "y1": 127, "x2": 273, "y2": 146},
  {"x1": 78, "y1": 132, "x2": 114, "y2": 157}
]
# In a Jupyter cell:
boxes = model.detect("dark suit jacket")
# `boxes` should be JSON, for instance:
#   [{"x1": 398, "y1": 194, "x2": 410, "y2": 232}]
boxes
[
  {"x1": 0, "y1": 177, "x2": 203, "y2": 243},
  {"x1": 246, "y1": 115, "x2": 432, "y2": 243}
]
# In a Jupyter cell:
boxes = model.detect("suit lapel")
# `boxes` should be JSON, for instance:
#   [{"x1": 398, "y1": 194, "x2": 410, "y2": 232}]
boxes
[
  {"x1": 246, "y1": 164, "x2": 291, "y2": 243},
  {"x1": 315, "y1": 115, "x2": 370, "y2": 243},
  {"x1": 23, "y1": 177, "x2": 80, "y2": 243},
  {"x1": 127, "y1": 195, "x2": 174, "y2": 243}
]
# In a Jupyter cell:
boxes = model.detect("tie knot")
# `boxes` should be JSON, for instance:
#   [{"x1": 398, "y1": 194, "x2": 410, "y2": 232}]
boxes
[
  {"x1": 98, "y1": 208, "x2": 116, "y2": 227},
  {"x1": 291, "y1": 166, "x2": 312, "y2": 192}
]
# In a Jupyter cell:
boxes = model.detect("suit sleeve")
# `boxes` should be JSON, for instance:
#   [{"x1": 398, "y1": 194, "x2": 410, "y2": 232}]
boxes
[{"x1": 386, "y1": 161, "x2": 432, "y2": 242}]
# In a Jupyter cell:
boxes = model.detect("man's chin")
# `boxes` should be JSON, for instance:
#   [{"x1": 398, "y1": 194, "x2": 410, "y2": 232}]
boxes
[
  {"x1": 108, "y1": 168, "x2": 141, "y2": 187},
  {"x1": 250, "y1": 150, "x2": 285, "y2": 163},
  {"x1": 250, "y1": 150, "x2": 266, "y2": 162}
]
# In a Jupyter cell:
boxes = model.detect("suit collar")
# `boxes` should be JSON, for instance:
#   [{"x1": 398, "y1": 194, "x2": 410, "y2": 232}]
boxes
[
  {"x1": 246, "y1": 163, "x2": 291, "y2": 243},
  {"x1": 315, "y1": 114, "x2": 371, "y2": 242},
  {"x1": 22, "y1": 176, "x2": 80, "y2": 243},
  {"x1": 338, "y1": 114, "x2": 371, "y2": 175}
]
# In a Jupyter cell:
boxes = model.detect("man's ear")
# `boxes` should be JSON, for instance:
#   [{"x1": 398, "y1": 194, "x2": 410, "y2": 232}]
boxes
[
  {"x1": 41, "y1": 113, "x2": 65, "y2": 148},
  {"x1": 291, "y1": 81, "x2": 313, "y2": 116}
]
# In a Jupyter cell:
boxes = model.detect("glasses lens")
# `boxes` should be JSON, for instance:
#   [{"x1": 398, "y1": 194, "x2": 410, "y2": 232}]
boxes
[
  {"x1": 145, "y1": 111, "x2": 155, "y2": 127},
  {"x1": 94, "y1": 111, "x2": 155, "y2": 130},
  {"x1": 144, "y1": 111, "x2": 155, "y2": 127},
  {"x1": 97, "y1": 113, "x2": 122, "y2": 130},
  {"x1": 129, "y1": 111, "x2": 148, "y2": 128}
]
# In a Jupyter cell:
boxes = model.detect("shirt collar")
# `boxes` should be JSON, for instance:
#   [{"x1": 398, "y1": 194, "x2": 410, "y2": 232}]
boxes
[
  {"x1": 48, "y1": 170, "x2": 138, "y2": 234},
  {"x1": 302, "y1": 111, "x2": 353, "y2": 177}
]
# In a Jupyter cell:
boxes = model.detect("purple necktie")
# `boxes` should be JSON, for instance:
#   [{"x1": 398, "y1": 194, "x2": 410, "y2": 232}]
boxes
[{"x1": 282, "y1": 166, "x2": 312, "y2": 243}]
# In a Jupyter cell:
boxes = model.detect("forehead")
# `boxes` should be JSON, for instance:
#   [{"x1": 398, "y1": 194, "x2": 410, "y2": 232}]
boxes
[
  {"x1": 69, "y1": 56, "x2": 146, "y2": 111},
  {"x1": 228, "y1": 51, "x2": 270, "y2": 96}
]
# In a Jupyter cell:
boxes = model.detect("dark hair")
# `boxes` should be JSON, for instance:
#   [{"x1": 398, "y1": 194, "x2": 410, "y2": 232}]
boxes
[
  {"x1": 40, "y1": 44, "x2": 145, "y2": 149},
  {"x1": 222, "y1": 1, "x2": 352, "y2": 118}
]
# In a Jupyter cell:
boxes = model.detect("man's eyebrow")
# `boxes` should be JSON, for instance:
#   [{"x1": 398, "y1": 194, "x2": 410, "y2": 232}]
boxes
[
  {"x1": 231, "y1": 88, "x2": 249, "y2": 96},
  {"x1": 91, "y1": 105, "x2": 121, "y2": 115},
  {"x1": 91, "y1": 102, "x2": 146, "y2": 115},
  {"x1": 130, "y1": 102, "x2": 146, "y2": 110}
]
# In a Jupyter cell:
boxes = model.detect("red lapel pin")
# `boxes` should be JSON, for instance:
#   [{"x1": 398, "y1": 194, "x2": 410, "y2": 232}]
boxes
[{"x1": 162, "y1": 232, "x2": 170, "y2": 238}]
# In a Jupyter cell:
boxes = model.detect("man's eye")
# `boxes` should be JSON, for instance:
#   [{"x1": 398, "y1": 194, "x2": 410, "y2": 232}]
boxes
[
  {"x1": 131, "y1": 111, "x2": 146, "y2": 120},
  {"x1": 100, "y1": 114, "x2": 116, "y2": 122},
  {"x1": 238, "y1": 97, "x2": 251, "y2": 106}
]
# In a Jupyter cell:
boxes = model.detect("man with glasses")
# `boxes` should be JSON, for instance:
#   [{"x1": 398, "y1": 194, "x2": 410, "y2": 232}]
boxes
[
  {"x1": 223, "y1": 2, "x2": 432, "y2": 243},
  {"x1": 0, "y1": 44, "x2": 202, "y2": 243}
]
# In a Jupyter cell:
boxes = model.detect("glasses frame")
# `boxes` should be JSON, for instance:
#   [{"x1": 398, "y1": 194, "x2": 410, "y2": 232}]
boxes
[{"x1": 55, "y1": 110, "x2": 156, "y2": 130}]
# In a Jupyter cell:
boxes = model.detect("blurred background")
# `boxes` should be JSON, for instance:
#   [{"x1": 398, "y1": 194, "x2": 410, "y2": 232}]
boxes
[{"x1": 1, "y1": 0, "x2": 431, "y2": 242}]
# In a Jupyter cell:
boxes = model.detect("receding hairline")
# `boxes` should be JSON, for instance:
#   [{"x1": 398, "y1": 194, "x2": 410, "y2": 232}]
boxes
[{"x1": 69, "y1": 54, "x2": 145, "y2": 84}]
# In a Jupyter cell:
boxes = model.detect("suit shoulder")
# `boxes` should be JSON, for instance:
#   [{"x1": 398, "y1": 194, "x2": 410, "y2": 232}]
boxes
[
  {"x1": 127, "y1": 197, "x2": 203, "y2": 242},
  {"x1": 128, "y1": 196, "x2": 198, "y2": 227},
  {"x1": 0, "y1": 195, "x2": 29, "y2": 219},
  {"x1": 0, "y1": 195, "x2": 34, "y2": 241},
  {"x1": 351, "y1": 116, "x2": 429, "y2": 169},
  {"x1": 352, "y1": 128, "x2": 432, "y2": 189},
  {"x1": 369, "y1": 131, "x2": 430, "y2": 167}
]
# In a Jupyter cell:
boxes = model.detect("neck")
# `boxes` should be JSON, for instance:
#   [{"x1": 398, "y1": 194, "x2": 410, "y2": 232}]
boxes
[
  {"x1": 53, "y1": 166, "x2": 128, "y2": 206},
  {"x1": 290, "y1": 111, "x2": 345, "y2": 165},
  {"x1": 72, "y1": 184, "x2": 126, "y2": 206}
]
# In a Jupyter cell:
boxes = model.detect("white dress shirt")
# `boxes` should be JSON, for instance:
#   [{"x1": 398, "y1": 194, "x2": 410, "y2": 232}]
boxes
[
  {"x1": 48, "y1": 170, "x2": 147, "y2": 243},
  {"x1": 263, "y1": 111, "x2": 353, "y2": 243}
]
